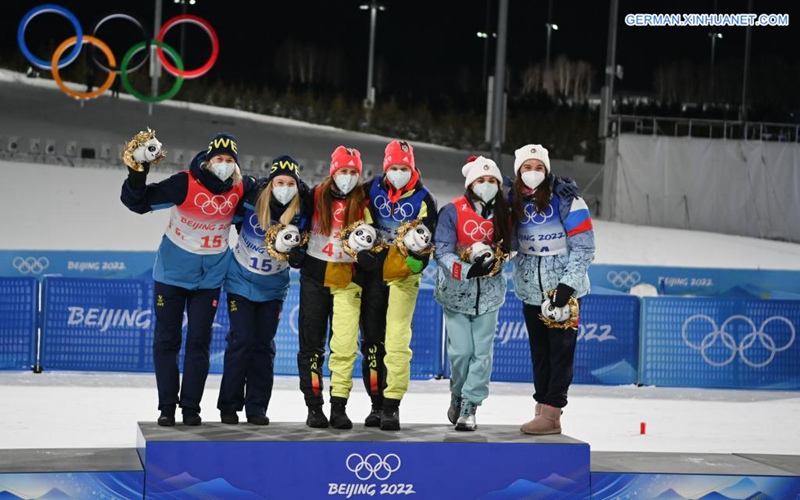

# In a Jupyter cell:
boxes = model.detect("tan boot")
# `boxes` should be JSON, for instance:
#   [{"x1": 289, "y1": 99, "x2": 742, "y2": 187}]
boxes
[
  {"x1": 519, "y1": 403, "x2": 542, "y2": 433},
  {"x1": 520, "y1": 404, "x2": 562, "y2": 435}
]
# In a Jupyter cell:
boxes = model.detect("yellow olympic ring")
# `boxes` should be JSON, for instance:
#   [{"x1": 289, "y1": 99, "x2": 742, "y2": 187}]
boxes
[{"x1": 51, "y1": 35, "x2": 116, "y2": 100}]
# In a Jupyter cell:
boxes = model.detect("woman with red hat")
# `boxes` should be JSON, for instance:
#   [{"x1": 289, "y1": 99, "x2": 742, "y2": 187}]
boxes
[
  {"x1": 289, "y1": 146, "x2": 369, "y2": 429},
  {"x1": 355, "y1": 139, "x2": 438, "y2": 431}
]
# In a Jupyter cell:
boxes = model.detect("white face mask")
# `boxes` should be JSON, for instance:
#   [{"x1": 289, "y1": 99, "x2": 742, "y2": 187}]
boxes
[
  {"x1": 386, "y1": 170, "x2": 412, "y2": 189},
  {"x1": 472, "y1": 181, "x2": 498, "y2": 203},
  {"x1": 334, "y1": 173, "x2": 358, "y2": 194},
  {"x1": 209, "y1": 161, "x2": 236, "y2": 181},
  {"x1": 521, "y1": 171, "x2": 546, "y2": 190},
  {"x1": 272, "y1": 185, "x2": 297, "y2": 205}
]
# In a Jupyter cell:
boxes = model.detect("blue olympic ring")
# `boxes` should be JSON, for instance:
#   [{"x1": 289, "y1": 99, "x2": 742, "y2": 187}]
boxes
[{"x1": 18, "y1": 4, "x2": 83, "y2": 70}]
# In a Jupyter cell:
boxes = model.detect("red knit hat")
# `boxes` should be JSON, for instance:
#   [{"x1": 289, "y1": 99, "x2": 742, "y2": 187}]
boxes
[
  {"x1": 383, "y1": 140, "x2": 415, "y2": 172},
  {"x1": 330, "y1": 146, "x2": 363, "y2": 176}
]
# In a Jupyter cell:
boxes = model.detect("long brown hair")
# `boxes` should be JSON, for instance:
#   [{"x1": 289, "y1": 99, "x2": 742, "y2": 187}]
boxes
[
  {"x1": 255, "y1": 182, "x2": 301, "y2": 229},
  {"x1": 315, "y1": 177, "x2": 366, "y2": 236},
  {"x1": 511, "y1": 173, "x2": 552, "y2": 223}
]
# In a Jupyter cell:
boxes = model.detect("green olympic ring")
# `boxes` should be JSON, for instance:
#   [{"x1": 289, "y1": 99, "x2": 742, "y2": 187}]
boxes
[{"x1": 120, "y1": 40, "x2": 184, "y2": 103}]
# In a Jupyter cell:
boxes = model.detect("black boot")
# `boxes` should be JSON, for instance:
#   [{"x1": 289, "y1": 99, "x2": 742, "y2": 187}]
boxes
[
  {"x1": 220, "y1": 412, "x2": 239, "y2": 425},
  {"x1": 364, "y1": 396, "x2": 383, "y2": 427},
  {"x1": 379, "y1": 398, "x2": 401, "y2": 431},
  {"x1": 247, "y1": 415, "x2": 270, "y2": 426},
  {"x1": 306, "y1": 404, "x2": 329, "y2": 428},
  {"x1": 157, "y1": 406, "x2": 175, "y2": 427},
  {"x1": 329, "y1": 398, "x2": 353, "y2": 430},
  {"x1": 182, "y1": 409, "x2": 202, "y2": 426}
]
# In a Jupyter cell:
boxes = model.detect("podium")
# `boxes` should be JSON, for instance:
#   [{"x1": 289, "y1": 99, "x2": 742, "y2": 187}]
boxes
[{"x1": 136, "y1": 422, "x2": 591, "y2": 499}]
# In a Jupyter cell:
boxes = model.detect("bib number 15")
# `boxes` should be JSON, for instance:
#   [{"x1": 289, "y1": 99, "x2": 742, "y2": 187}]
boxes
[
  {"x1": 249, "y1": 257, "x2": 275, "y2": 273},
  {"x1": 200, "y1": 235, "x2": 225, "y2": 248}
]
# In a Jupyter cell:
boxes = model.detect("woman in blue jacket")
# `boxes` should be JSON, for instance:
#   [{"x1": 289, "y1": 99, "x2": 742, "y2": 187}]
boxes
[
  {"x1": 121, "y1": 131, "x2": 256, "y2": 427},
  {"x1": 217, "y1": 155, "x2": 307, "y2": 425},
  {"x1": 510, "y1": 144, "x2": 595, "y2": 435},
  {"x1": 433, "y1": 155, "x2": 511, "y2": 432}
]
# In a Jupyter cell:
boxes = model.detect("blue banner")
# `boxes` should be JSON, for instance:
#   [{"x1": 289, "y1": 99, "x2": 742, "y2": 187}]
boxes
[
  {"x1": 590, "y1": 264, "x2": 800, "y2": 299},
  {"x1": 39, "y1": 277, "x2": 443, "y2": 380},
  {"x1": 140, "y1": 433, "x2": 590, "y2": 499},
  {"x1": 0, "y1": 250, "x2": 156, "y2": 281},
  {"x1": 640, "y1": 297, "x2": 800, "y2": 389},
  {"x1": 0, "y1": 277, "x2": 38, "y2": 370},
  {"x1": 591, "y1": 472, "x2": 800, "y2": 500},
  {"x1": 489, "y1": 293, "x2": 640, "y2": 385}
]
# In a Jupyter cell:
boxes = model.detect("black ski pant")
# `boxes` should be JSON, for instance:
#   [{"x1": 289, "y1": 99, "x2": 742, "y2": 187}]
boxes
[
  {"x1": 359, "y1": 276, "x2": 389, "y2": 406},
  {"x1": 217, "y1": 293, "x2": 281, "y2": 418},
  {"x1": 522, "y1": 301, "x2": 579, "y2": 409},
  {"x1": 152, "y1": 281, "x2": 220, "y2": 414}
]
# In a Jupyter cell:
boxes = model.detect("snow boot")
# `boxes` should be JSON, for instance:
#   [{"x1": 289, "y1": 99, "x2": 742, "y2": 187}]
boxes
[
  {"x1": 306, "y1": 404, "x2": 329, "y2": 428},
  {"x1": 521, "y1": 404, "x2": 562, "y2": 435},
  {"x1": 379, "y1": 398, "x2": 401, "y2": 431},
  {"x1": 330, "y1": 398, "x2": 353, "y2": 430},
  {"x1": 447, "y1": 394, "x2": 462, "y2": 425},
  {"x1": 455, "y1": 400, "x2": 477, "y2": 431}
]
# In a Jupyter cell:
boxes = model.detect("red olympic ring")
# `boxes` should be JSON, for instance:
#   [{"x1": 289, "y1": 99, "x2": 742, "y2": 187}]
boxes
[{"x1": 156, "y1": 15, "x2": 219, "y2": 79}]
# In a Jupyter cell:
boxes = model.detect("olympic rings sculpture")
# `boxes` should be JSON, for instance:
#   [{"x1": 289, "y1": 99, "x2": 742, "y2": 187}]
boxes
[{"x1": 17, "y1": 4, "x2": 219, "y2": 102}]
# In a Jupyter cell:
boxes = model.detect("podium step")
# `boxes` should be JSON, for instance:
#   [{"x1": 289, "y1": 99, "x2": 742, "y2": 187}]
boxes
[
  {"x1": 137, "y1": 421, "x2": 591, "y2": 499},
  {"x1": 0, "y1": 448, "x2": 143, "y2": 498}
]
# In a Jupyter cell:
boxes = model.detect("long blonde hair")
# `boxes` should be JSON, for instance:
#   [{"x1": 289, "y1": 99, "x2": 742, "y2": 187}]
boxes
[{"x1": 255, "y1": 182, "x2": 301, "y2": 229}]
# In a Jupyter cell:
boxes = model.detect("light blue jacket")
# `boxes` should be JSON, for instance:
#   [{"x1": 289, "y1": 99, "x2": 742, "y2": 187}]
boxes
[
  {"x1": 433, "y1": 201, "x2": 506, "y2": 316},
  {"x1": 511, "y1": 177, "x2": 595, "y2": 305}
]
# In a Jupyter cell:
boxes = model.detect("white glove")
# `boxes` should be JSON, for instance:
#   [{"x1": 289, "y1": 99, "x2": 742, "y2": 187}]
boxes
[
  {"x1": 348, "y1": 224, "x2": 377, "y2": 252},
  {"x1": 274, "y1": 224, "x2": 301, "y2": 254},
  {"x1": 469, "y1": 241, "x2": 495, "y2": 267},
  {"x1": 132, "y1": 138, "x2": 163, "y2": 164},
  {"x1": 541, "y1": 298, "x2": 571, "y2": 323},
  {"x1": 403, "y1": 222, "x2": 432, "y2": 254}
]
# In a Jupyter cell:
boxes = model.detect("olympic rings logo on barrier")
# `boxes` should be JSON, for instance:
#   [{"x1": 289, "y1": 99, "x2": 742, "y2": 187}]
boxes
[
  {"x1": 346, "y1": 453, "x2": 402, "y2": 481},
  {"x1": 607, "y1": 270, "x2": 641, "y2": 289},
  {"x1": 681, "y1": 314, "x2": 796, "y2": 368},
  {"x1": 12, "y1": 256, "x2": 50, "y2": 275},
  {"x1": 17, "y1": 4, "x2": 218, "y2": 102}
]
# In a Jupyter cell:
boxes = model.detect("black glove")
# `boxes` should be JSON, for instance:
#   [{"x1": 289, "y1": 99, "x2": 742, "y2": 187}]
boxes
[
  {"x1": 287, "y1": 247, "x2": 305, "y2": 269},
  {"x1": 356, "y1": 250, "x2": 379, "y2": 273},
  {"x1": 466, "y1": 259, "x2": 493, "y2": 279},
  {"x1": 126, "y1": 166, "x2": 148, "y2": 189},
  {"x1": 551, "y1": 283, "x2": 575, "y2": 308}
]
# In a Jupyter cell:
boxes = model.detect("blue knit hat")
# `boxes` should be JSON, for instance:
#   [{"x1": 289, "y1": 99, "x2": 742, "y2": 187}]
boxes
[
  {"x1": 206, "y1": 133, "x2": 238, "y2": 162},
  {"x1": 268, "y1": 154, "x2": 301, "y2": 184}
]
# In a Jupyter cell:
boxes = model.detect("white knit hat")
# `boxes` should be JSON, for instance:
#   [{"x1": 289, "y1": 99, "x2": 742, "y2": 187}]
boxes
[
  {"x1": 513, "y1": 144, "x2": 550, "y2": 175},
  {"x1": 462, "y1": 155, "x2": 503, "y2": 188}
]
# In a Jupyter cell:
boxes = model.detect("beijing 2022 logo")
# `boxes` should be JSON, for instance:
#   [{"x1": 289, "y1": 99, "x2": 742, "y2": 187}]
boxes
[
  {"x1": 329, "y1": 453, "x2": 416, "y2": 497},
  {"x1": 681, "y1": 314, "x2": 796, "y2": 368}
]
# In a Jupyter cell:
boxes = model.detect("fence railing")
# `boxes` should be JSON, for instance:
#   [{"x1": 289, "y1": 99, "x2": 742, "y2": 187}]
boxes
[{"x1": 610, "y1": 115, "x2": 800, "y2": 142}]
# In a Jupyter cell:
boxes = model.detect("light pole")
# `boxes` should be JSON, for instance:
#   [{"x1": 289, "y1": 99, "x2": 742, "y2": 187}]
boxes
[
  {"x1": 477, "y1": 30, "x2": 496, "y2": 90},
  {"x1": 360, "y1": 0, "x2": 386, "y2": 119},
  {"x1": 545, "y1": 0, "x2": 557, "y2": 72},
  {"x1": 173, "y1": 0, "x2": 197, "y2": 63},
  {"x1": 709, "y1": 31, "x2": 722, "y2": 95},
  {"x1": 545, "y1": 23, "x2": 558, "y2": 72}
]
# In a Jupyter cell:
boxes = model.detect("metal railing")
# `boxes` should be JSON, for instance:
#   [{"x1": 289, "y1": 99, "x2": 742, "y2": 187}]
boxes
[{"x1": 610, "y1": 115, "x2": 800, "y2": 142}]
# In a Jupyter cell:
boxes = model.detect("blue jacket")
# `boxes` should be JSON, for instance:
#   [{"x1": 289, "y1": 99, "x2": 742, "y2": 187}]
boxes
[
  {"x1": 433, "y1": 200, "x2": 506, "y2": 316},
  {"x1": 224, "y1": 179, "x2": 309, "y2": 302},
  {"x1": 511, "y1": 176, "x2": 595, "y2": 305},
  {"x1": 121, "y1": 152, "x2": 256, "y2": 290}
]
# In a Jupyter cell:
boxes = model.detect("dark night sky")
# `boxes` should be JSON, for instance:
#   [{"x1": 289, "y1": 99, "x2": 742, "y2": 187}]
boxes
[{"x1": 3, "y1": 0, "x2": 800, "y2": 98}]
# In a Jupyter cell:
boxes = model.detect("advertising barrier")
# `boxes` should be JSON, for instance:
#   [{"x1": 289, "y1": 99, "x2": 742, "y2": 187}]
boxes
[
  {"x1": 639, "y1": 297, "x2": 800, "y2": 389},
  {"x1": 0, "y1": 277, "x2": 38, "y2": 370}
]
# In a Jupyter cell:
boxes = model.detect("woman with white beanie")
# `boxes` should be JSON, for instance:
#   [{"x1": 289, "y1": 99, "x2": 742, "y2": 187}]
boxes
[
  {"x1": 510, "y1": 144, "x2": 595, "y2": 435},
  {"x1": 433, "y1": 155, "x2": 511, "y2": 431}
]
